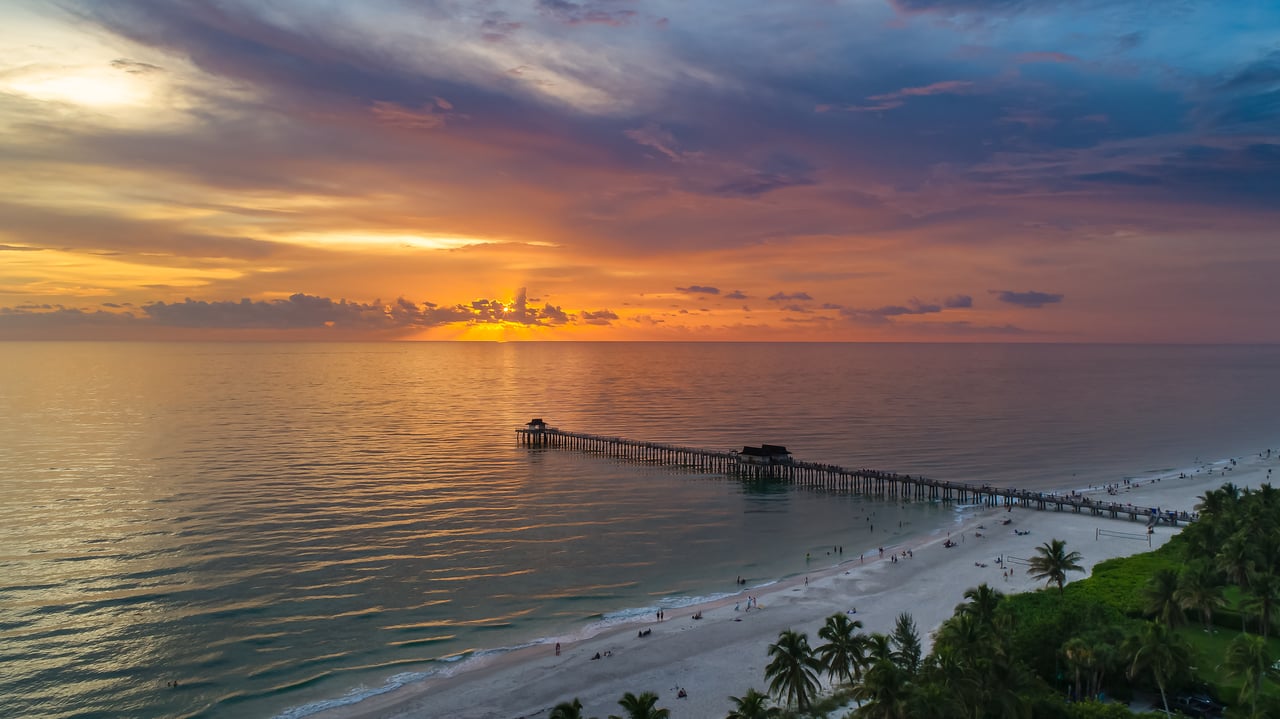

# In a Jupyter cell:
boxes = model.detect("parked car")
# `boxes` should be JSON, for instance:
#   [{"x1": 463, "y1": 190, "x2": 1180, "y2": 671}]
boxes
[{"x1": 1170, "y1": 693, "x2": 1224, "y2": 718}]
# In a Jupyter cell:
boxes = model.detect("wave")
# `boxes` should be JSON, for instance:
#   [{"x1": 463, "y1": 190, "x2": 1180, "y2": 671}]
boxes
[
  {"x1": 270, "y1": 585, "x2": 763, "y2": 719},
  {"x1": 269, "y1": 642, "x2": 553, "y2": 719},
  {"x1": 270, "y1": 666, "x2": 444, "y2": 719}
]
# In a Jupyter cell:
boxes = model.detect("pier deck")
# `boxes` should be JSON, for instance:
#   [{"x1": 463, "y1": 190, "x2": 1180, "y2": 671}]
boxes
[{"x1": 516, "y1": 423, "x2": 1195, "y2": 526}]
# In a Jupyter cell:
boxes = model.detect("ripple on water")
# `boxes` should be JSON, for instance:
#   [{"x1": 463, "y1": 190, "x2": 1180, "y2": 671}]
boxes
[{"x1": 3, "y1": 342, "x2": 1278, "y2": 719}]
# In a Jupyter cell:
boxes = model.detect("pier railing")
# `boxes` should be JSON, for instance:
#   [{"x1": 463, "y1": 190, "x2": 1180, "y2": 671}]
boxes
[{"x1": 516, "y1": 424, "x2": 1195, "y2": 526}]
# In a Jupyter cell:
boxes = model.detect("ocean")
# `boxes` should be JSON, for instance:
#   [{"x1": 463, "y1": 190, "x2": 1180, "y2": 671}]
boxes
[{"x1": 2, "y1": 342, "x2": 1277, "y2": 719}]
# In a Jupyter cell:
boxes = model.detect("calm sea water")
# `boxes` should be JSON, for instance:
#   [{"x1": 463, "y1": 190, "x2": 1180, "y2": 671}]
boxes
[{"x1": 2, "y1": 342, "x2": 1278, "y2": 719}]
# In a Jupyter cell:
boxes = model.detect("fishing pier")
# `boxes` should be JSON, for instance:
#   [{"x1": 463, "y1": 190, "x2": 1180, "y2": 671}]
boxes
[{"x1": 516, "y1": 419, "x2": 1195, "y2": 526}]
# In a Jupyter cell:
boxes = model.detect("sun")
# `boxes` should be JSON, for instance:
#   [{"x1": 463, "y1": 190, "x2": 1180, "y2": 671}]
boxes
[{"x1": 4, "y1": 66, "x2": 153, "y2": 108}]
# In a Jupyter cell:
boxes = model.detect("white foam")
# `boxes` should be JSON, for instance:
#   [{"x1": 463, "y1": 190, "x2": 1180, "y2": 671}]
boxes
[{"x1": 272, "y1": 669, "x2": 437, "y2": 719}]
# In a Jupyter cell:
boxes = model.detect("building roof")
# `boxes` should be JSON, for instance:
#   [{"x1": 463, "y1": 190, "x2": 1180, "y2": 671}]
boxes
[{"x1": 740, "y1": 444, "x2": 790, "y2": 457}]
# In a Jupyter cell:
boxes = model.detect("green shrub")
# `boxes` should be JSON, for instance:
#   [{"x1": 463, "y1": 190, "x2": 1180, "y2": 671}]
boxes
[
  {"x1": 1002, "y1": 590, "x2": 1137, "y2": 682},
  {"x1": 1066, "y1": 541, "x2": 1184, "y2": 617}
]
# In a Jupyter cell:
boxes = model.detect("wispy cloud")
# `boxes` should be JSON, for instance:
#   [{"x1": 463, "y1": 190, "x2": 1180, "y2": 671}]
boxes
[
  {"x1": 848, "y1": 80, "x2": 978, "y2": 112},
  {"x1": 537, "y1": 0, "x2": 638, "y2": 26},
  {"x1": 1, "y1": 0, "x2": 1277, "y2": 341}
]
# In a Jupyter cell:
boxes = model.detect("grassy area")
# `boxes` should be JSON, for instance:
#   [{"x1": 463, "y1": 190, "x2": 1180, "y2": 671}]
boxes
[{"x1": 1177, "y1": 626, "x2": 1280, "y2": 706}]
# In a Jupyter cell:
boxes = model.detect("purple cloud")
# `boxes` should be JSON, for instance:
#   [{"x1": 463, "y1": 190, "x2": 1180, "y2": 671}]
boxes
[
  {"x1": 537, "y1": 0, "x2": 637, "y2": 26},
  {"x1": 841, "y1": 295, "x2": 975, "y2": 324},
  {"x1": 713, "y1": 172, "x2": 815, "y2": 198},
  {"x1": 990, "y1": 290, "x2": 1064, "y2": 308},
  {"x1": 850, "y1": 80, "x2": 978, "y2": 112}
]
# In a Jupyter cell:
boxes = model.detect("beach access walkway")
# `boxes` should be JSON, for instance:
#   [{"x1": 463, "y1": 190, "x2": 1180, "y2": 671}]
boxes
[{"x1": 516, "y1": 419, "x2": 1196, "y2": 527}]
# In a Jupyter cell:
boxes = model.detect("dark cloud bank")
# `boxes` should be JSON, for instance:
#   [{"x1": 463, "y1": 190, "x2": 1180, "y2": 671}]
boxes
[{"x1": 0, "y1": 290, "x2": 612, "y2": 334}]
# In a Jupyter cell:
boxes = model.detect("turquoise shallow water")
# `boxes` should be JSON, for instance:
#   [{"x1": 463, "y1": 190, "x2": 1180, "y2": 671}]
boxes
[{"x1": 1, "y1": 342, "x2": 1277, "y2": 718}]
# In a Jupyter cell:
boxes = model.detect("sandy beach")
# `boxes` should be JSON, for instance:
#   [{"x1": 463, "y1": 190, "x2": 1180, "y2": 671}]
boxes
[{"x1": 316, "y1": 453, "x2": 1277, "y2": 719}]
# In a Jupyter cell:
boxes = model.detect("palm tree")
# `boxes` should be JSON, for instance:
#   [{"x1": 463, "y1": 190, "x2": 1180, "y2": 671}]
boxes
[
  {"x1": 1126, "y1": 620, "x2": 1192, "y2": 716},
  {"x1": 550, "y1": 698, "x2": 586, "y2": 719},
  {"x1": 853, "y1": 656, "x2": 912, "y2": 719},
  {"x1": 865, "y1": 632, "x2": 895, "y2": 664},
  {"x1": 764, "y1": 628, "x2": 823, "y2": 712},
  {"x1": 890, "y1": 613, "x2": 922, "y2": 676},
  {"x1": 1255, "y1": 483, "x2": 1280, "y2": 511},
  {"x1": 1257, "y1": 527, "x2": 1280, "y2": 575},
  {"x1": 927, "y1": 615, "x2": 991, "y2": 715},
  {"x1": 1176, "y1": 560, "x2": 1225, "y2": 632},
  {"x1": 904, "y1": 677, "x2": 967, "y2": 719},
  {"x1": 608, "y1": 691, "x2": 669, "y2": 719},
  {"x1": 1078, "y1": 627, "x2": 1124, "y2": 701},
  {"x1": 1196, "y1": 482, "x2": 1241, "y2": 515},
  {"x1": 1243, "y1": 569, "x2": 1280, "y2": 639},
  {"x1": 1027, "y1": 539, "x2": 1084, "y2": 594},
  {"x1": 979, "y1": 655, "x2": 1036, "y2": 719},
  {"x1": 1217, "y1": 530, "x2": 1257, "y2": 590},
  {"x1": 1222, "y1": 633, "x2": 1277, "y2": 715},
  {"x1": 725, "y1": 688, "x2": 780, "y2": 719},
  {"x1": 1143, "y1": 568, "x2": 1186, "y2": 628},
  {"x1": 1062, "y1": 637, "x2": 1093, "y2": 702},
  {"x1": 956, "y1": 583, "x2": 1003, "y2": 626},
  {"x1": 933, "y1": 611, "x2": 986, "y2": 659},
  {"x1": 817, "y1": 613, "x2": 867, "y2": 685}
]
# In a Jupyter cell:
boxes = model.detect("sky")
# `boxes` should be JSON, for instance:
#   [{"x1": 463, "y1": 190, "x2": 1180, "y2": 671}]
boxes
[{"x1": 1, "y1": 0, "x2": 1278, "y2": 342}]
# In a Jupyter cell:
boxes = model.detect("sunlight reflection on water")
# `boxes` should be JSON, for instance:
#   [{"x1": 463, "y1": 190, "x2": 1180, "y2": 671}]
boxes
[{"x1": 1, "y1": 342, "x2": 1277, "y2": 718}]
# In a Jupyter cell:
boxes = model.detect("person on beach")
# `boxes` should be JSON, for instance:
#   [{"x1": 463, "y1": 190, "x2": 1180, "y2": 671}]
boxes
[{"x1": 555, "y1": 642, "x2": 560, "y2": 656}]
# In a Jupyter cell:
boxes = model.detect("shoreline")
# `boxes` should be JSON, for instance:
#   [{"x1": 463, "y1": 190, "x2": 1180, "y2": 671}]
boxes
[{"x1": 305, "y1": 448, "x2": 1277, "y2": 719}]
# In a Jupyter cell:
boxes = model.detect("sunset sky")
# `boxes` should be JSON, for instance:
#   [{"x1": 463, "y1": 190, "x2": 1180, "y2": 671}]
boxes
[{"x1": 2, "y1": 0, "x2": 1278, "y2": 341}]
